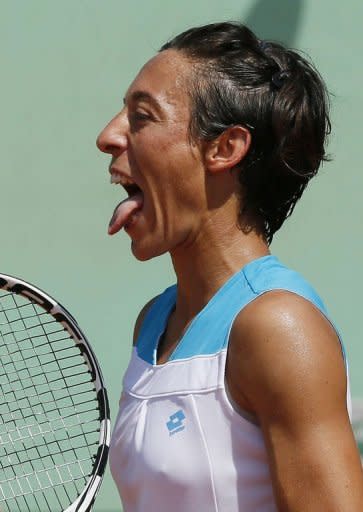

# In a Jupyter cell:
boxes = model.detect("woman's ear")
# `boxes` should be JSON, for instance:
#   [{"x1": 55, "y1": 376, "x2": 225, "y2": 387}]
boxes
[{"x1": 204, "y1": 125, "x2": 251, "y2": 174}]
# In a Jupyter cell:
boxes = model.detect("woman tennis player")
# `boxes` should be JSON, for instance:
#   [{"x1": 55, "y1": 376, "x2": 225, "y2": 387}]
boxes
[{"x1": 97, "y1": 22, "x2": 363, "y2": 511}]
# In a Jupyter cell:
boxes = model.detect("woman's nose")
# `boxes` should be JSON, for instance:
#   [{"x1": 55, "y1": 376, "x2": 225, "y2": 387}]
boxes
[{"x1": 96, "y1": 113, "x2": 127, "y2": 155}]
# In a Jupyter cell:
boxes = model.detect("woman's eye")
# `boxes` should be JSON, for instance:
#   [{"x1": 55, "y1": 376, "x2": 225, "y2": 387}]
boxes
[{"x1": 129, "y1": 111, "x2": 151, "y2": 124}]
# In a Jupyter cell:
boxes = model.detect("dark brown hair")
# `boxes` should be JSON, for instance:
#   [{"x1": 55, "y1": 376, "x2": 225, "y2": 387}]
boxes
[{"x1": 161, "y1": 22, "x2": 331, "y2": 243}]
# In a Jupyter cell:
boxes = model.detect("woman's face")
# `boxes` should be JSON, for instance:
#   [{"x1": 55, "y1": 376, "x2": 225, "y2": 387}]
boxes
[{"x1": 97, "y1": 50, "x2": 209, "y2": 261}]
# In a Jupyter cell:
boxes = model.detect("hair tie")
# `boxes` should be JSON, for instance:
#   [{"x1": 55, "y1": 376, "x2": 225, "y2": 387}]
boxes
[
  {"x1": 271, "y1": 70, "x2": 290, "y2": 89},
  {"x1": 258, "y1": 40, "x2": 271, "y2": 52}
]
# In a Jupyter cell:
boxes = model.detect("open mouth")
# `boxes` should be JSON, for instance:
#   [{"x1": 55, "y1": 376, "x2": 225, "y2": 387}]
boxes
[
  {"x1": 123, "y1": 182, "x2": 141, "y2": 198},
  {"x1": 108, "y1": 171, "x2": 144, "y2": 235}
]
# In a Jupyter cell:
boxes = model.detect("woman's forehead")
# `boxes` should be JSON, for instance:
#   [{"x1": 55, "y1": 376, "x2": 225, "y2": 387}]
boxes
[{"x1": 126, "y1": 50, "x2": 192, "y2": 106}]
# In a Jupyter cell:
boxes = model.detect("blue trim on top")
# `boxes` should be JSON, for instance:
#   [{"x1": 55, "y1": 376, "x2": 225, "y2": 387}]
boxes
[
  {"x1": 136, "y1": 285, "x2": 176, "y2": 364},
  {"x1": 136, "y1": 255, "x2": 338, "y2": 364}
]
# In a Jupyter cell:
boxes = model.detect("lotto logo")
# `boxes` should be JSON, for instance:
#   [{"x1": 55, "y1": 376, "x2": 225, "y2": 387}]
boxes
[{"x1": 166, "y1": 409, "x2": 186, "y2": 436}]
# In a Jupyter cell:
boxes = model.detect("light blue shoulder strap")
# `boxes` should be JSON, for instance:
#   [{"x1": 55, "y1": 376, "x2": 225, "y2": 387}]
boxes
[
  {"x1": 136, "y1": 285, "x2": 177, "y2": 364},
  {"x1": 242, "y1": 255, "x2": 327, "y2": 313}
]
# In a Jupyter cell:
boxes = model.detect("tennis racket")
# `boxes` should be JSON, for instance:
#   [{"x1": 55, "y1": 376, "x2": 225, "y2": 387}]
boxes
[{"x1": 0, "y1": 273, "x2": 110, "y2": 512}]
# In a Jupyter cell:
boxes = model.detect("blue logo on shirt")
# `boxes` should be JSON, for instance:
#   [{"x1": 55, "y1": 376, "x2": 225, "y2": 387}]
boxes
[{"x1": 166, "y1": 409, "x2": 186, "y2": 436}]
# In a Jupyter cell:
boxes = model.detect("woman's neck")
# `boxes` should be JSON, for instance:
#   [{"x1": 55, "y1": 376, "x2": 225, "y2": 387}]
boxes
[{"x1": 170, "y1": 218, "x2": 269, "y2": 324}]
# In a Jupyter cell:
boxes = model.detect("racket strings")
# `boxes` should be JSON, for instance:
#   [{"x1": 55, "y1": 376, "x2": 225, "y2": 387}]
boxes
[
  {"x1": 0, "y1": 385, "x2": 96, "y2": 414},
  {"x1": 0, "y1": 290, "x2": 102, "y2": 511},
  {"x1": 0, "y1": 334, "x2": 80, "y2": 360}
]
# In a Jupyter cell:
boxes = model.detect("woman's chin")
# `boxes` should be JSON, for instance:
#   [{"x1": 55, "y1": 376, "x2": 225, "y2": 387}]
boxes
[{"x1": 130, "y1": 239, "x2": 168, "y2": 262}]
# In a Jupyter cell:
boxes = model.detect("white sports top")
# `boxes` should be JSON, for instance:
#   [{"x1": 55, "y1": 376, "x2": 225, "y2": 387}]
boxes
[{"x1": 110, "y1": 256, "x2": 351, "y2": 512}]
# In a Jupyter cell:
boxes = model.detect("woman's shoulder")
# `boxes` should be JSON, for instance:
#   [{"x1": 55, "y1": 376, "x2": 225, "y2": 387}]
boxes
[{"x1": 227, "y1": 289, "x2": 346, "y2": 416}]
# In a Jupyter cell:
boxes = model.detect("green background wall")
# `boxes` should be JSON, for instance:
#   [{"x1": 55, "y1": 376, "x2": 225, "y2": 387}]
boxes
[{"x1": 1, "y1": 1, "x2": 362, "y2": 510}]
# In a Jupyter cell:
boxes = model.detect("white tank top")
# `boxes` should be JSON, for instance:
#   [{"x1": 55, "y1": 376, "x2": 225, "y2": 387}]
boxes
[{"x1": 110, "y1": 256, "x2": 352, "y2": 512}]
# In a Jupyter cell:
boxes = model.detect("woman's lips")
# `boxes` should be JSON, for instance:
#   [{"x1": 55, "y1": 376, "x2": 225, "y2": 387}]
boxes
[{"x1": 108, "y1": 169, "x2": 144, "y2": 235}]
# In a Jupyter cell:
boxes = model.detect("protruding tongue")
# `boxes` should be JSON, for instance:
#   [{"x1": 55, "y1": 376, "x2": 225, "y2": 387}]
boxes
[{"x1": 108, "y1": 192, "x2": 144, "y2": 235}]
